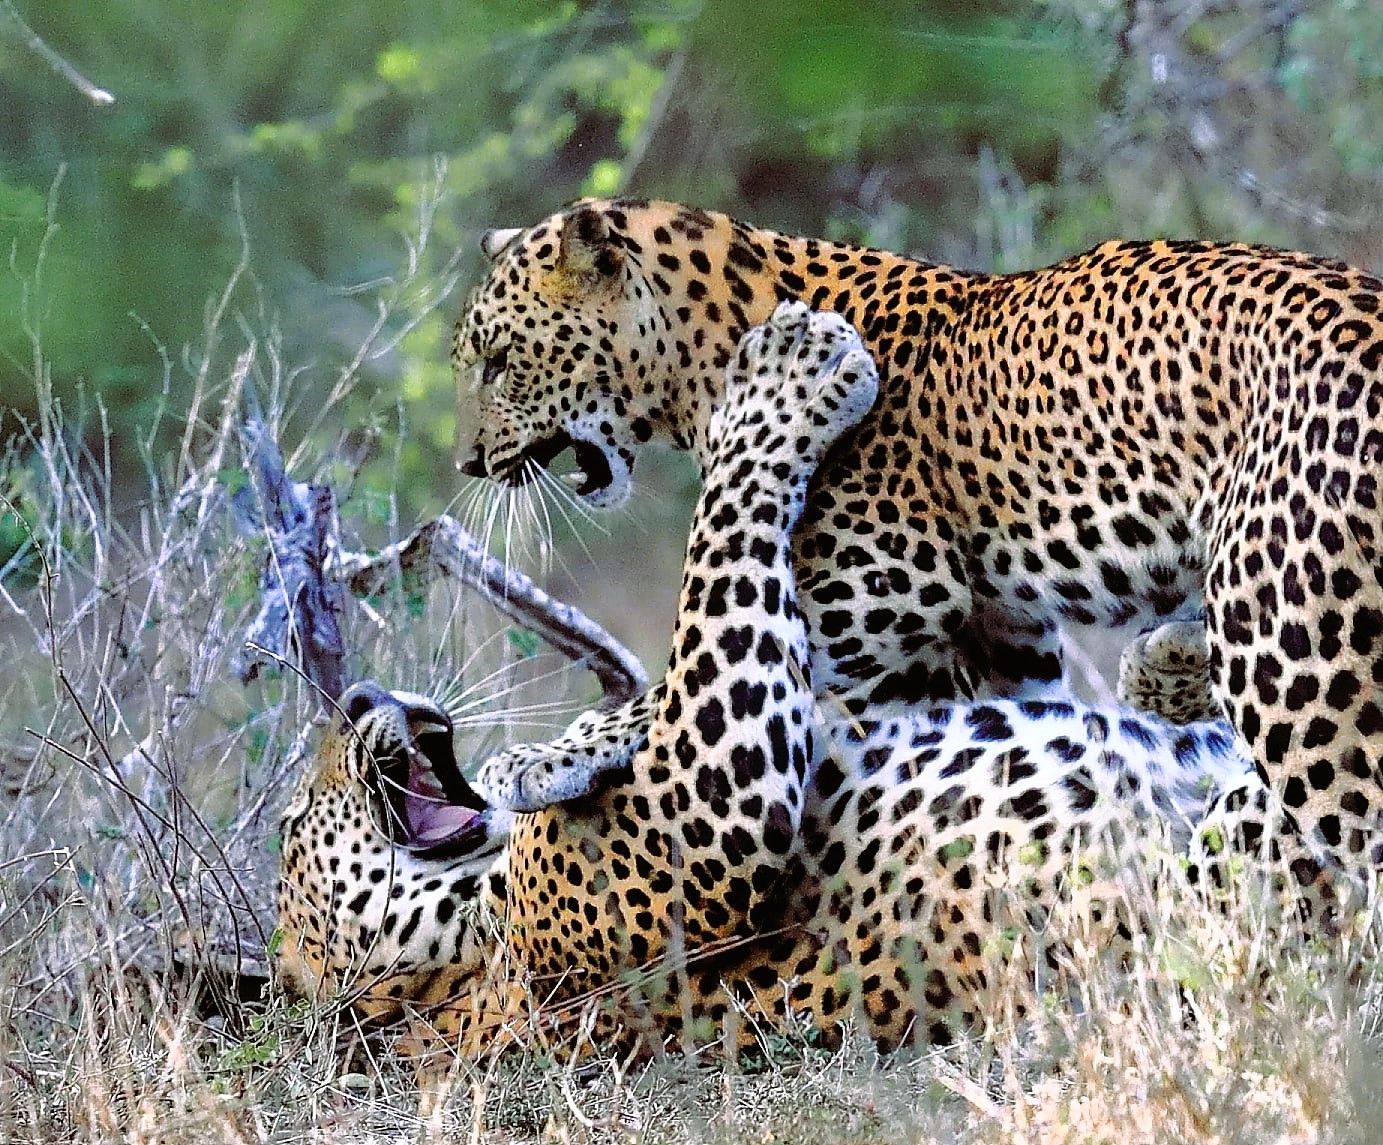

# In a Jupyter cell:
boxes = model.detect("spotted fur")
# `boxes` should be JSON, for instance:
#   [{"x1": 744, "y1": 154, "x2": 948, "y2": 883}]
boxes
[
  {"x1": 454, "y1": 199, "x2": 1383, "y2": 889},
  {"x1": 280, "y1": 308, "x2": 1288, "y2": 1058}
]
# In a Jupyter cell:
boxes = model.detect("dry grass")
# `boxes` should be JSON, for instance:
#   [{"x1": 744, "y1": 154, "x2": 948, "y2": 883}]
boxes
[
  {"x1": 3, "y1": 189, "x2": 1382, "y2": 1145},
  {"x1": 3, "y1": 852, "x2": 1379, "y2": 1145}
]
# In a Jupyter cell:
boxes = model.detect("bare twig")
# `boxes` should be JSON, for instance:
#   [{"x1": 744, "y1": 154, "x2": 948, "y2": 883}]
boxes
[
  {"x1": 0, "y1": 0, "x2": 114, "y2": 106},
  {"x1": 232, "y1": 410, "x2": 347, "y2": 705},
  {"x1": 338, "y1": 515, "x2": 647, "y2": 710}
]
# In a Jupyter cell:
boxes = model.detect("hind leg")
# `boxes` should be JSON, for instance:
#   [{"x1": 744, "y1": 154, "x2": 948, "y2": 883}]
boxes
[{"x1": 1206, "y1": 441, "x2": 1383, "y2": 887}]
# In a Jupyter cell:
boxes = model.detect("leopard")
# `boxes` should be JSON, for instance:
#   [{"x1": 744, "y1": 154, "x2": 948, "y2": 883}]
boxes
[
  {"x1": 278, "y1": 304, "x2": 1274, "y2": 1059},
  {"x1": 452, "y1": 198, "x2": 1383, "y2": 895}
]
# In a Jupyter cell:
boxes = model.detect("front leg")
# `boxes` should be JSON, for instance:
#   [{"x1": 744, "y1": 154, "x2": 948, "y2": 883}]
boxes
[
  {"x1": 504, "y1": 302, "x2": 880, "y2": 972},
  {"x1": 644, "y1": 304, "x2": 879, "y2": 910}
]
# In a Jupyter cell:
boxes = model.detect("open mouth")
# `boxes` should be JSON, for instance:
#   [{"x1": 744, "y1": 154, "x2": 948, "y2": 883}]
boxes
[
  {"x1": 375, "y1": 708, "x2": 489, "y2": 854},
  {"x1": 508, "y1": 432, "x2": 614, "y2": 498},
  {"x1": 567, "y1": 438, "x2": 614, "y2": 497}
]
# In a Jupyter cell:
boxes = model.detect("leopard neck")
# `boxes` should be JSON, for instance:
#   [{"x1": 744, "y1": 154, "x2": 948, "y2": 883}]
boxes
[{"x1": 607, "y1": 200, "x2": 959, "y2": 470}]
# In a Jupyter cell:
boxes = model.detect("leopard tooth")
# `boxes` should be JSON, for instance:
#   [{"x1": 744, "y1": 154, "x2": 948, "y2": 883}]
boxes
[
  {"x1": 406, "y1": 744, "x2": 443, "y2": 782},
  {"x1": 560, "y1": 472, "x2": 585, "y2": 490}
]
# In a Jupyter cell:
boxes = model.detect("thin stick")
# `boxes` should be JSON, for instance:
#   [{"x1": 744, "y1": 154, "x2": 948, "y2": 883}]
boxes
[
  {"x1": 0, "y1": 0, "x2": 114, "y2": 106},
  {"x1": 339, "y1": 515, "x2": 647, "y2": 710}
]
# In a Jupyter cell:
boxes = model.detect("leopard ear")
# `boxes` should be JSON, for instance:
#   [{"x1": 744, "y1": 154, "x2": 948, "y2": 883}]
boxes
[
  {"x1": 557, "y1": 206, "x2": 623, "y2": 282},
  {"x1": 480, "y1": 227, "x2": 523, "y2": 260}
]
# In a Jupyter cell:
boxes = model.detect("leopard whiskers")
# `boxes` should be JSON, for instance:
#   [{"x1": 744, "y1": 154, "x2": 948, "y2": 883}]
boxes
[
  {"x1": 455, "y1": 457, "x2": 620, "y2": 583},
  {"x1": 431, "y1": 625, "x2": 513, "y2": 712},
  {"x1": 530, "y1": 465, "x2": 599, "y2": 571},
  {"x1": 536, "y1": 462, "x2": 609, "y2": 540},
  {"x1": 437, "y1": 642, "x2": 586, "y2": 728},
  {"x1": 456, "y1": 477, "x2": 491, "y2": 552},
  {"x1": 461, "y1": 468, "x2": 555, "y2": 585},
  {"x1": 513, "y1": 459, "x2": 554, "y2": 576},
  {"x1": 524, "y1": 461, "x2": 578, "y2": 582}
]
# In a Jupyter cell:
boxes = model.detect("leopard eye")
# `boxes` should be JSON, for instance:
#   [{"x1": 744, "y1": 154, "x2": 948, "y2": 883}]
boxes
[{"x1": 482, "y1": 348, "x2": 508, "y2": 386}]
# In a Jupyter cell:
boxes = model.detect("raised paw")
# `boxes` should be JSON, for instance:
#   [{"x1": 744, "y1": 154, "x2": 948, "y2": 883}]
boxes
[
  {"x1": 475, "y1": 698, "x2": 652, "y2": 811},
  {"x1": 1118, "y1": 618, "x2": 1218, "y2": 724},
  {"x1": 476, "y1": 741, "x2": 594, "y2": 811},
  {"x1": 714, "y1": 301, "x2": 880, "y2": 485}
]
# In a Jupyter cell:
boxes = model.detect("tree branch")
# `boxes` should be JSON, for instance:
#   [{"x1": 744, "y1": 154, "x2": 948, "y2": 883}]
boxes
[
  {"x1": 232, "y1": 414, "x2": 647, "y2": 711},
  {"x1": 232, "y1": 414, "x2": 346, "y2": 705},
  {"x1": 338, "y1": 516, "x2": 647, "y2": 710},
  {"x1": 0, "y1": 0, "x2": 114, "y2": 106}
]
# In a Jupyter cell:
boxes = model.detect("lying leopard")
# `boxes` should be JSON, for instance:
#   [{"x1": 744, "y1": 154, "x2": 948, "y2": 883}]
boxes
[
  {"x1": 453, "y1": 200, "x2": 1383, "y2": 892},
  {"x1": 279, "y1": 307, "x2": 1277, "y2": 1057}
]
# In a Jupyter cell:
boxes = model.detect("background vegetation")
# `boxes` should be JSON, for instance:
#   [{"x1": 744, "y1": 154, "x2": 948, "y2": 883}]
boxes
[
  {"x1": 1, "y1": 1, "x2": 1381, "y2": 1141},
  {"x1": 4, "y1": 0, "x2": 1381, "y2": 665}
]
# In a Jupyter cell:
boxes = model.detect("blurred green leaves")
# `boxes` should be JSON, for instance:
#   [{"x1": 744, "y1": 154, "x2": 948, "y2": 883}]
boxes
[
  {"x1": 0, "y1": 0, "x2": 1377, "y2": 533},
  {"x1": 0, "y1": 2, "x2": 695, "y2": 515},
  {"x1": 699, "y1": 2, "x2": 1090, "y2": 150}
]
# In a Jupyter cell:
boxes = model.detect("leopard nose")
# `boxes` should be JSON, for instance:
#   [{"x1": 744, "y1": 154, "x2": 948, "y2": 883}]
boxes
[
  {"x1": 339, "y1": 680, "x2": 393, "y2": 724},
  {"x1": 457, "y1": 443, "x2": 487, "y2": 478}
]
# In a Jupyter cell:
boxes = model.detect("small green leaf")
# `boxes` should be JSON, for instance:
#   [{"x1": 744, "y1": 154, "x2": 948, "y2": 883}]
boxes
[
  {"x1": 939, "y1": 837, "x2": 974, "y2": 863},
  {"x1": 131, "y1": 146, "x2": 195, "y2": 191},
  {"x1": 507, "y1": 627, "x2": 542, "y2": 658},
  {"x1": 376, "y1": 44, "x2": 421, "y2": 85},
  {"x1": 216, "y1": 467, "x2": 250, "y2": 496},
  {"x1": 584, "y1": 158, "x2": 623, "y2": 197}
]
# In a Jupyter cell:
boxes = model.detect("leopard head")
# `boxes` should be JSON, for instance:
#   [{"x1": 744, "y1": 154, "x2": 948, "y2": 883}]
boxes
[
  {"x1": 275, "y1": 681, "x2": 509, "y2": 1022},
  {"x1": 452, "y1": 199, "x2": 715, "y2": 508}
]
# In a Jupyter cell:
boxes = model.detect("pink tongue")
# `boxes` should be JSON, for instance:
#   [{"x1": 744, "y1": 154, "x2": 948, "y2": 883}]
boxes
[{"x1": 406, "y1": 756, "x2": 479, "y2": 843}]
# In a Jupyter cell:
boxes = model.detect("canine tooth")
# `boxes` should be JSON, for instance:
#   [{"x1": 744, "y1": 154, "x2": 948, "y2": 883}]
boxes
[
  {"x1": 560, "y1": 472, "x2": 585, "y2": 489},
  {"x1": 410, "y1": 719, "x2": 451, "y2": 736}
]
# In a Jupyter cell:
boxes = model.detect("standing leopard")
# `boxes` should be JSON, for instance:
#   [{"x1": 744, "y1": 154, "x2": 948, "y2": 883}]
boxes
[
  {"x1": 278, "y1": 306, "x2": 1267, "y2": 1057},
  {"x1": 452, "y1": 199, "x2": 1383, "y2": 890}
]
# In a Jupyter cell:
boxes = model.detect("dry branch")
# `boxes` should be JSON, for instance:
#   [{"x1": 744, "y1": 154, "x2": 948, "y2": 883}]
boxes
[
  {"x1": 338, "y1": 517, "x2": 647, "y2": 710},
  {"x1": 233, "y1": 413, "x2": 647, "y2": 710},
  {"x1": 232, "y1": 415, "x2": 346, "y2": 704}
]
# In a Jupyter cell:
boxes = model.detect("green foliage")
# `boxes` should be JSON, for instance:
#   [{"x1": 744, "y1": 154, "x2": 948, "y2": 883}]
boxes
[
  {"x1": 0, "y1": 501, "x2": 37, "y2": 586},
  {"x1": 698, "y1": 2, "x2": 1089, "y2": 152},
  {"x1": 1, "y1": 0, "x2": 1378, "y2": 535},
  {"x1": 214, "y1": 1000, "x2": 313, "y2": 1072},
  {"x1": 0, "y1": 463, "x2": 90, "y2": 589},
  {"x1": 506, "y1": 626, "x2": 543, "y2": 659}
]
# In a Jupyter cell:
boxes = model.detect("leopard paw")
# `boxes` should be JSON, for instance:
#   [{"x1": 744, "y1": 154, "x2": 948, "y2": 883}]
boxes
[{"x1": 1118, "y1": 618, "x2": 1218, "y2": 724}]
